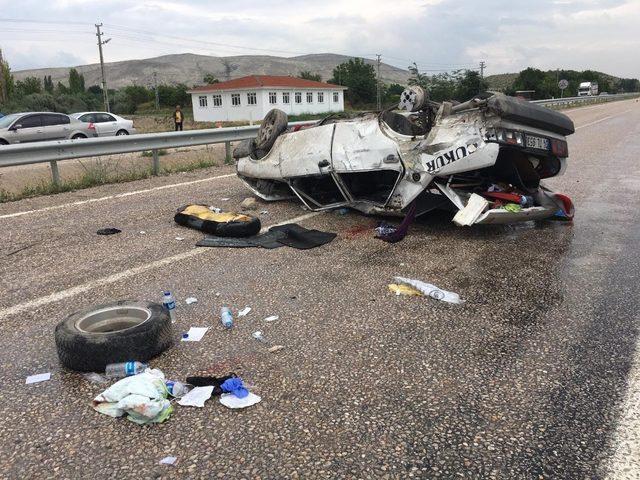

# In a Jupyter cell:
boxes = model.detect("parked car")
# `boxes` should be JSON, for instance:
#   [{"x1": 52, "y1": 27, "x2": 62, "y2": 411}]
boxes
[
  {"x1": 0, "y1": 112, "x2": 98, "y2": 145},
  {"x1": 71, "y1": 112, "x2": 136, "y2": 137},
  {"x1": 234, "y1": 87, "x2": 576, "y2": 226}
]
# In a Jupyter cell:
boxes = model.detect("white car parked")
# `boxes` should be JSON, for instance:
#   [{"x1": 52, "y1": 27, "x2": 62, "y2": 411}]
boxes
[{"x1": 70, "y1": 112, "x2": 136, "y2": 137}]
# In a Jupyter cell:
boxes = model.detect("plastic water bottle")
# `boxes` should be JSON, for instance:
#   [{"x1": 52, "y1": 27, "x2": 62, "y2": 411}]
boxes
[
  {"x1": 221, "y1": 306, "x2": 233, "y2": 329},
  {"x1": 166, "y1": 380, "x2": 191, "y2": 397},
  {"x1": 105, "y1": 361, "x2": 148, "y2": 378},
  {"x1": 162, "y1": 291, "x2": 177, "y2": 323}
]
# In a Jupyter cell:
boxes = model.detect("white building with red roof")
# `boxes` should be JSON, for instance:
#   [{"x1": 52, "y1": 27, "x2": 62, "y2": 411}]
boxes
[{"x1": 187, "y1": 75, "x2": 347, "y2": 123}]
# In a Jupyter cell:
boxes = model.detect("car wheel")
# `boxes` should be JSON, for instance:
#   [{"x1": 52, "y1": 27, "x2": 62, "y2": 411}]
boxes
[
  {"x1": 0, "y1": 139, "x2": 8, "y2": 146},
  {"x1": 255, "y1": 109, "x2": 288, "y2": 152},
  {"x1": 399, "y1": 86, "x2": 428, "y2": 112},
  {"x1": 71, "y1": 134, "x2": 87, "y2": 140},
  {"x1": 54, "y1": 300, "x2": 174, "y2": 372},
  {"x1": 116, "y1": 129, "x2": 129, "y2": 136}
]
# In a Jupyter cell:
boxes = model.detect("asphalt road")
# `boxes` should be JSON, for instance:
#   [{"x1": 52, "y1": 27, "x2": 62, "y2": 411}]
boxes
[{"x1": 0, "y1": 99, "x2": 638, "y2": 479}]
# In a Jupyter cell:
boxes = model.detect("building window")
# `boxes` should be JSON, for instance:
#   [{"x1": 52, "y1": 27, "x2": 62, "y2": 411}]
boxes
[
  {"x1": 282, "y1": 92, "x2": 290, "y2": 104},
  {"x1": 247, "y1": 92, "x2": 257, "y2": 105},
  {"x1": 306, "y1": 92, "x2": 313, "y2": 103},
  {"x1": 333, "y1": 92, "x2": 339, "y2": 103},
  {"x1": 317, "y1": 92, "x2": 324, "y2": 103},
  {"x1": 295, "y1": 92, "x2": 302, "y2": 104},
  {"x1": 231, "y1": 93, "x2": 241, "y2": 106},
  {"x1": 269, "y1": 92, "x2": 277, "y2": 104},
  {"x1": 198, "y1": 96, "x2": 208, "y2": 108},
  {"x1": 213, "y1": 94, "x2": 222, "y2": 107}
]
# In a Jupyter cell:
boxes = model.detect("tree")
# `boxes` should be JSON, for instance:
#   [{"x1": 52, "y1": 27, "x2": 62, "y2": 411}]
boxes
[
  {"x1": 383, "y1": 83, "x2": 405, "y2": 103},
  {"x1": 329, "y1": 58, "x2": 376, "y2": 105},
  {"x1": 157, "y1": 83, "x2": 190, "y2": 108},
  {"x1": 68, "y1": 68, "x2": 85, "y2": 94},
  {"x1": 512, "y1": 67, "x2": 551, "y2": 99},
  {"x1": 298, "y1": 71, "x2": 321, "y2": 82},
  {"x1": 455, "y1": 70, "x2": 488, "y2": 100},
  {"x1": 407, "y1": 63, "x2": 429, "y2": 90},
  {"x1": 0, "y1": 52, "x2": 14, "y2": 103},
  {"x1": 203, "y1": 73, "x2": 219, "y2": 84},
  {"x1": 15, "y1": 76, "x2": 42, "y2": 97},
  {"x1": 43, "y1": 75, "x2": 54, "y2": 93},
  {"x1": 56, "y1": 81, "x2": 69, "y2": 95}
]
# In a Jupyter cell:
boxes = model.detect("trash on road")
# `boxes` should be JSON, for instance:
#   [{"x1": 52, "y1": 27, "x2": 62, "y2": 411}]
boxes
[
  {"x1": 220, "y1": 197, "x2": 230, "y2": 201},
  {"x1": 26, "y1": 372, "x2": 51, "y2": 384},
  {"x1": 393, "y1": 277, "x2": 464, "y2": 304},
  {"x1": 268, "y1": 345, "x2": 285, "y2": 353},
  {"x1": 264, "y1": 315, "x2": 279, "y2": 322},
  {"x1": 159, "y1": 456, "x2": 177, "y2": 466},
  {"x1": 220, "y1": 306, "x2": 234, "y2": 329},
  {"x1": 181, "y1": 327, "x2": 209, "y2": 342},
  {"x1": 175, "y1": 236, "x2": 185, "y2": 241},
  {"x1": 220, "y1": 392, "x2": 261, "y2": 409},
  {"x1": 197, "y1": 223, "x2": 336, "y2": 250},
  {"x1": 388, "y1": 284, "x2": 423, "y2": 297},
  {"x1": 174, "y1": 204, "x2": 261, "y2": 237},
  {"x1": 375, "y1": 201, "x2": 417, "y2": 243},
  {"x1": 162, "y1": 291, "x2": 177, "y2": 323},
  {"x1": 92, "y1": 368, "x2": 172, "y2": 425},
  {"x1": 238, "y1": 307, "x2": 251, "y2": 317},
  {"x1": 453, "y1": 193, "x2": 490, "y2": 226},
  {"x1": 96, "y1": 228, "x2": 121, "y2": 235},
  {"x1": 221, "y1": 377, "x2": 249, "y2": 398},
  {"x1": 240, "y1": 197, "x2": 257, "y2": 210},
  {"x1": 252, "y1": 331, "x2": 266, "y2": 342},
  {"x1": 177, "y1": 386, "x2": 214, "y2": 407},
  {"x1": 184, "y1": 297, "x2": 198, "y2": 305},
  {"x1": 186, "y1": 374, "x2": 236, "y2": 394},
  {"x1": 105, "y1": 361, "x2": 148, "y2": 378},
  {"x1": 139, "y1": 231, "x2": 146, "y2": 235},
  {"x1": 165, "y1": 380, "x2": 192, "y2": 398},
  {"x1": 260, "y1": 210, "x2": 269, "y2": 215}
]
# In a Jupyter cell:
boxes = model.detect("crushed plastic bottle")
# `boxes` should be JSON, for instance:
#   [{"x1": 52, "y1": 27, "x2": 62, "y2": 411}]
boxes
[
  {"x1": 252, "y1": 331, "x2": 266, "y2": 342},
  {"x1": 162, "y1": 291, "x2": 177, "y2": 323},
  {"x1": 105, "y1": 361, "x2": 148, "y2": 378},
  {"x1": 165, "y1": 380, "x2": 192, "y2": 397},
  {"x1": 221, "y1": 306, "x2": 233, "y2": 329}
]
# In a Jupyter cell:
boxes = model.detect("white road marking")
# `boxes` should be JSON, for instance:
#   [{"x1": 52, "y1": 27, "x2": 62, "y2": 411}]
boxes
[
  {"x1": 575, "y1": 110, "x2": 633, "y2": 130},
  {"x1": 0, "y1": 173, "x2": 236, "y2": 220},
  {"x1": 0, "y1": 211, "x2": 322, "y2": 321},
  {"x1": 605, "y1": 348, "x2": 640, "y2": 479}
]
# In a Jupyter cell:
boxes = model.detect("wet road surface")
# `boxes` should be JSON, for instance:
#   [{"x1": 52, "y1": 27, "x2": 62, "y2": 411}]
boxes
[{"x1": 0, "y1": 99, "x2": 639, "y2": 479}]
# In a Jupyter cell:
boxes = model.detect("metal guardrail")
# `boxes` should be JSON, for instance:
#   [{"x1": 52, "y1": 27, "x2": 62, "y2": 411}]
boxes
[{"x1": 0, "y1": 93, "x2": 637, "y2": 187}]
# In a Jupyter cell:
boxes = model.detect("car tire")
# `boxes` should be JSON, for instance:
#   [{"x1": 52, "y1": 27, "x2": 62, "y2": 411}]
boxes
[
  {"x1": 71, "y1": 134, "x2": 87, "y2": 139},
  {"x1": 116, "y1": 129, "x2": 129, "y2": 136},
  {"x1": 0, "y1": 139, "x2": 7, "y2": 145},
  {"x1": 255, "y1": 109, "x2": 288, "y2": 152},
  {"x1": 54, "y1": 300, "x2": 174, "y2": 372}
]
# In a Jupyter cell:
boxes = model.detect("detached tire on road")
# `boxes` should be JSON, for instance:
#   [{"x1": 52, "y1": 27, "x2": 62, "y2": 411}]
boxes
[{"x1": 54, "y1": 301, "x2": 174, "y2": 372}]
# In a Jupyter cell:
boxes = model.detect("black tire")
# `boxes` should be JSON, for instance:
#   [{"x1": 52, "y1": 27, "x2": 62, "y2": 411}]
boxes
[
  {"x1": 0, "y1": 139, "x2": 8, "y2": 145},
  {"x1": 71, "y1": 134, "x2": 87, "y2": 140},
  {"x1": 54, "y1": 300, "x2": 174, "y2": 372},
  {"x1": 255, "y1": 109, "x2": 288, "y2": 151},
  {"x1": 116, "y1": 129, "x2": 129, "y2": 136},
  {"x1": 174, "y1": 204, "x2": 261, "y2": 237}
]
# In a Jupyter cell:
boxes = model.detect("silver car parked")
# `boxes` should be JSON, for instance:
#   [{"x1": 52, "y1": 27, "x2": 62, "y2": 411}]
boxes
[
  {"x1": 0, "y1": 112, "x2": 98, "y2": 145},
  {"x1": 71, "y1": 112, "x2": 136, "y2": 137}
]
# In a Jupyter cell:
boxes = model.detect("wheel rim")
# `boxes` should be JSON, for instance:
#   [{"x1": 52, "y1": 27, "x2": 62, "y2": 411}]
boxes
[{"x1": 75, "y1": 305, "x2": 152, "y2": 334}]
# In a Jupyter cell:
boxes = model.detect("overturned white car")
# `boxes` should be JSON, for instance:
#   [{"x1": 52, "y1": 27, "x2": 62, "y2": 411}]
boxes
[{"x1": 234, "y1": 87, "x2": 575, "y2": 225}]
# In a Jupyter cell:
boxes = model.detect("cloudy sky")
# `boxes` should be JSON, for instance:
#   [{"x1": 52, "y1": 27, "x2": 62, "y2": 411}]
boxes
[{"x1": 0, "y1": 0, "x2": 638, "y2": 78}]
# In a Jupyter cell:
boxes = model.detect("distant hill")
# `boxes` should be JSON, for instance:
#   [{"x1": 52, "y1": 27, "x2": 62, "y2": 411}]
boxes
[{"x1": 13, "y1": 53, "x2": 411, "y2": 89}]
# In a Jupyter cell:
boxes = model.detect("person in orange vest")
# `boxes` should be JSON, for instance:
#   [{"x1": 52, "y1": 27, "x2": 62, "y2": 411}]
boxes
[{"x1": 173, "y1": 105, "x2": 184, "y2": 131}]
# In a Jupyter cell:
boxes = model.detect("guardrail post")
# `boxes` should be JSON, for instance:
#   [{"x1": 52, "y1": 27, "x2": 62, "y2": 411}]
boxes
[
  {"x1": 225, "y1": 141, "x2": 232, "y2": 164},
  {"x1": 152, "y1": 149, "x2": 160, "y2": 175},
  {"x1": 49, "y1": 160, "x2": 60, "y2": 186}
]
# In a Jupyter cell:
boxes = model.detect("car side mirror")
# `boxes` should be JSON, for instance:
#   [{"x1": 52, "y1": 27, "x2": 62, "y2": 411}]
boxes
[{"x1": 9, "y1": 124, "x2": 21, "y2": 131}]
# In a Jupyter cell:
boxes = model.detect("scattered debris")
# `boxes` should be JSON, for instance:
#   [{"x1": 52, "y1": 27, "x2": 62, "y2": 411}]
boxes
[
  {"x1": 175, "y1": 236, "x2": 185, "y2": 241},
  {"x1": 375, "y1": 201, "x2": 417, "y2": 243},
  {"x1": 252, "y1": 331, "x2": 266, "y2": 342},
  {"x1": 220, "y1": 392, "x2": 261, "y2": 409},
  {"x1": 139, "y1": 231, "x2": 146, "y2": 235},
  {"x1": 503, "y1": 203, "x2": 522, "y2": 213},
  {"x1": 264, "y1": 315, "x2": 279, "y2": 322},
  {"x1": 175, "y1": 204, "x2": 261, "y2": 237},
  {"x1": 186, "y1": 374, "x2": 236, "y2": 394},
  {"x1": 209, "y1": 206, "x2": 222, "y2": 213},
  {"x1": 238, "y1": 307, "x2": 252, "y2": 317},
  {"x1": 162, "y1": 291, "x2": 177, "y2": 323},
  {"x1": 220, "y1": 197, "x2": 230, "y2": 201},
  {"x1": 268, "y1": 345, "x2": 285, "y2": 353},
  {"x1": 197, "y1": 223, "x2": 336, "y2": 250},
  {"x1": 260, "y1": 210, "x2": 269, "y2": 215},
  {"x1": 82, "y1": 372, "x2": 109, "y2": 384},
  {"x1": 221, "y1": 306, "x2": 234, "y2": 329},
  {"x1": 177, "y1": 386, "x2": 214, "y2": 407},
  {"x1": 221, "y1": 377, "x2": 249, "y2": 398},
  {"x1": 96, "y1": 228, "x2": 121, "y2": 235},
  {"x1": 181, "y1": 327, "x2": 209, "y2": 342},
  {"x1": 92, "y1": 369, "x2": 172, "y2": 424},
  {"x1": 184, "y1": 297, "x2": 198, "y2": 305},
  {"x1": 240, "y1": 197, "x2": 257, "y2": 210},
  {"x1": 388, "y1": 284, "x2": 423, "y2": 296},
  {"x1": 393, "y1": 276, "x2": 464, "y2": 304},
  {"x1": 26, "y1": 372, "x2": 51, "y2": 384},
  {"x1": 159, "y1": 456, "x2": 177, "y2": 466},
  {"x1": 453, "y1": 193, "x2": 490, "y2": 226},
  {"x1": 105, "y1": 361, "x2": 148, "y2": 378}
]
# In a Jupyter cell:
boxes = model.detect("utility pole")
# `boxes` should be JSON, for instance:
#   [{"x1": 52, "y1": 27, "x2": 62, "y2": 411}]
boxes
[
  {"x1": 95, "y1": 23, "x2": 111, "y2": 112},
  {"x1": 153, "y1": 71, "x2": 159, "y2": 110},
  {"x1": 479, "y1": 60, "x2": 486, "y2": 79},
  {"x1": 0, "y1": 48, "x2": 7, "y2": 104},
  {"x1": 376, "y1": 54, "x2": 381, "y2": 111}
]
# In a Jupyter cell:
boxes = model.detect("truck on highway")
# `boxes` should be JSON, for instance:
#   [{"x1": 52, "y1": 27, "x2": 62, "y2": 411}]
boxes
[{"x1": 578, "y1": 82, "x2": 598, "y2": 96}]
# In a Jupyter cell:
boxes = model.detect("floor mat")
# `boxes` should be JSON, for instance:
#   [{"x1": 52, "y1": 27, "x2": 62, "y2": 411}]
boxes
[{"x1": 196, "y1": 224, "x2": 336, "y2": 250}]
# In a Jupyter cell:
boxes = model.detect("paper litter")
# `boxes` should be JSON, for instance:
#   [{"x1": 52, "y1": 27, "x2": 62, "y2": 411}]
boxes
[
  {"x1": 26, "y1": 372, "x2": 51, "y2": 384},
  {"x1": 184, "y1": 297, "x2": 198, "y2": 305},
  {"x1": 177, "y1": 386, "x2": 214, "y2": 407},
  {"x1": 181, "y1": 327, "x2": 209, "y2": 342},
  {"x1": 220, "y1": 392, "x2": 261, "y2": 409},
  {"x1": 159, "y1": 456, "x2": 177, "y2": 465},
  {"x1": 264, "y1": 315, "x2": 279, "y2": 322},
  {"x1": 238, "y1": 307, "x2": 251, "y2": 317}
]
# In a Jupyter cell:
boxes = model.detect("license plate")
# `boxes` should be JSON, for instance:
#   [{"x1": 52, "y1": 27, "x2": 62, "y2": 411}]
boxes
[{"x1": 525, "y1": 135, "x2": 550, "y2": 150}]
